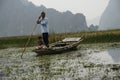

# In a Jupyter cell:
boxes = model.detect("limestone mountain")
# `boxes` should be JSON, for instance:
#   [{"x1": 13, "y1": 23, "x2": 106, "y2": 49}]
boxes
[
  {"x1": 99, "y1": 0, "x2": 120, "y2": 30},
  {"x1": 0, "y1": 0, "x2": 88, "y2": 37}
]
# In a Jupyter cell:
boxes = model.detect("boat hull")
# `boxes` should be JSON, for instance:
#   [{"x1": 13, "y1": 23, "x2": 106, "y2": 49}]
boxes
[
  {"x1": 33, "y1": 41, "x2": 80, "y2": 56},
  {"x1": 33, "y1": 38, "x2": 81, "y2": 55}
]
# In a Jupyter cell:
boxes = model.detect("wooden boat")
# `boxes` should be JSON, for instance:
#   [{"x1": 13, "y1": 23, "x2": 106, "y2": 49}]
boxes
[{"x1": 33, "y1": 37, "x2": 82, "y2": 55}]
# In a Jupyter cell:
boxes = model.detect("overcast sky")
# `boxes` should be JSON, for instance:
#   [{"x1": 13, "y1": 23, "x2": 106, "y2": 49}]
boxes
[{"x1": 28, "y1": 0, "x2": 109, "y2": 25}]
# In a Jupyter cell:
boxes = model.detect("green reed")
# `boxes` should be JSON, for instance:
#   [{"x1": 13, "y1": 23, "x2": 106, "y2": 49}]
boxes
[{"x1": 0, "y1": 29, "x2": 120, "y2": 49}]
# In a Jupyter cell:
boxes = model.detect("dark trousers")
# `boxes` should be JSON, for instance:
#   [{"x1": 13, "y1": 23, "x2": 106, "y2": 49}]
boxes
[{"x1": 42, "y1": 33, "x2": 49, "y2": 47}]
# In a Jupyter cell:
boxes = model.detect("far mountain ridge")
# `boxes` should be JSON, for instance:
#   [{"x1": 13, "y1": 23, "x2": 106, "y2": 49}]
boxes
[{"x1": 0, "y1": 0, "x2": 88, "y2": 37}]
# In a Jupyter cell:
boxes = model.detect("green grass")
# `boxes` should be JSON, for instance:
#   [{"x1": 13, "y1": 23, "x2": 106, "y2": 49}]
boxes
[{"x1": 0, "y1": 29, "x2": 120, "y2": 49}]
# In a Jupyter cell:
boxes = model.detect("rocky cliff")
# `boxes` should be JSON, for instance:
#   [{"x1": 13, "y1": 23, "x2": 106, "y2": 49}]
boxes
[{"x1": 99, "y1": 0, "x2": 120, "y2": 30}]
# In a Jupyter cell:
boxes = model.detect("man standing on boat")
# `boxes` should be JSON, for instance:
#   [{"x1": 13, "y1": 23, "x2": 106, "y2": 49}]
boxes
[{"x1": 36, "y1": 11, "x2": 49, "y2": 48}]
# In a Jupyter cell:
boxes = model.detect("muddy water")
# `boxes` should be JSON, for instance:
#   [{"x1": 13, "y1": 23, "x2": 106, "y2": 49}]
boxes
[{"x1": 0, "y1": 43, "x2": 120, "y2": 80}]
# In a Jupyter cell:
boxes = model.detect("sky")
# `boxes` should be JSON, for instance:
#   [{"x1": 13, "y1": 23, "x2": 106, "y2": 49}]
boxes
[{"x1": 28, "y1": 0, "x2": 110, "y2": 26}]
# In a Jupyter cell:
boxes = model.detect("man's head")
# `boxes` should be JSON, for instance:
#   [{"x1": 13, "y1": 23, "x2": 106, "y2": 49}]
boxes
[{"x1": 41, "y1": 11, "x2": 45, "y2": 19}]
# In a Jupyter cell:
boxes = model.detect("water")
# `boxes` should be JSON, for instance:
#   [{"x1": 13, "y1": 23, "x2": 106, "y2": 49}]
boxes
[{"x1": 0, "y1": 43, "x2": 120, "y2": 80}]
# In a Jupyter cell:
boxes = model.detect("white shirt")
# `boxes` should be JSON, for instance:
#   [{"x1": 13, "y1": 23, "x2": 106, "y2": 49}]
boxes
[{"x1": 39, "y1": 17, "x2": 49, "y2": 33}]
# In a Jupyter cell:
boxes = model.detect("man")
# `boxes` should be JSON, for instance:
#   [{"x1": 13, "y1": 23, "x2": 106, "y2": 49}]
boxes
[{"x1": 36, "y1": 12, "x2": 49, "y2": 47}]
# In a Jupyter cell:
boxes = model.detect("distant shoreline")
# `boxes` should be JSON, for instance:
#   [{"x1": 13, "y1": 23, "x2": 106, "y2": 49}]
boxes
[{"x1": 0, "y1": 29, "x2": 120, "y2": 49}]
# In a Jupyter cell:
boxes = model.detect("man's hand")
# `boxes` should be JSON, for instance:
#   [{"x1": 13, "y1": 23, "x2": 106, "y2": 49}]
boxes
[
  {"x1": 36, "y1": 15, "x2": 42, "y2": 24},
  {"x1": 36, "y1": 20, "x2": 40, "y2": 24},
  {"x1": 39, "y1": 15, "x2": 42, "y2": 19}
]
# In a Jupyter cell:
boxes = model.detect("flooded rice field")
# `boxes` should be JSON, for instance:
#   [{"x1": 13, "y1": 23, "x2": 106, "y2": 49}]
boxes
[{"x1": 0, "y1": 43, "x2": 120, "y2": 80}]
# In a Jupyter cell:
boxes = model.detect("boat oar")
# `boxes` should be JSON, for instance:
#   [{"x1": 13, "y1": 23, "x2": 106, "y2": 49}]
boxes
[{"x1": 21, "y1": 24, "x2": 37, "y2": 58}]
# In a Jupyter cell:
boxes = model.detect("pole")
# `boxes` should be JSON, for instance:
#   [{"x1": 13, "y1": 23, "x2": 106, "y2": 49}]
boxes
[{"x1": 21, "y1": 23, "x2": 37, "y2": 58}]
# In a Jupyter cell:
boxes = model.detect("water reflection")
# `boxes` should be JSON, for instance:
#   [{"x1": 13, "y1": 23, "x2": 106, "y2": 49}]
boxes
[
  {"x1": 88, "y1": 48, "x2": 120, "y2": 64},
  {"x1": 108, "y1": 48, "x2": 120, "y2": 63}
]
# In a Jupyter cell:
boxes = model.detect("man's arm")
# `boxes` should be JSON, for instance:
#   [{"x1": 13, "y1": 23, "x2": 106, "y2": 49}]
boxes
[{"x1": 36, "y1": 15, "x2": 41, "y2": 24}]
